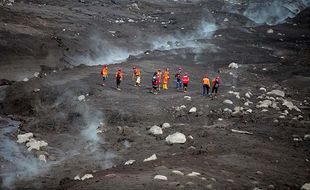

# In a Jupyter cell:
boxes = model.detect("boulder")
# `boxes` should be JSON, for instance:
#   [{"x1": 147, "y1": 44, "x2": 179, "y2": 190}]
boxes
[
  {"x1": 74, "y1": 175, "x2": 81, "y2": 180},
  {"x1": 189, "y1": 107, "x2": 197, "y2": 113},
  {"x1": 267, "y1": 29, "x2": 274, "y2": 34},
  {"x1": 172, "y1": 170, "x2": 184, "y2": 176},
  {"x1": 154, "y1": 175, "x2": 167, "y2": 180},
  {"x1": 149, "y1": 125, "x2": 163, "y2": 135},
  {"x1": 78, "y1": 95, "x2": 85, "y2": 101},
  {"x1": 124, "y1": 159, "x2": 135, "y2": 165},
  {"x1": 259, "y1": 87, "x2": 267, "y2": 92},
  {"x1": 228, "y1": 62, "x2": 239, "y2": 69},
  {"x1": 223, "y1": 99, "x2": 233, "y2": 105},
  {"x1": 34, "y1": 72, "x2": 40, "y2": 77},
  {"x1": 17, "y1": 133, "x2": 33, "y2": 143},
  {"x1": 187, "y1": 171, "x2": 201, "y2": 177},
  {"x1": 143, "y1": 154, "x2": 157, "y2": 162},
  {"x1": 282, "y1": 100, "x2": 301, "y2": 112},
  {"x1": 81, "y1": 174, "x2": 93, "y2": 180},
  {"x1": 38, "y1": 154, "x2": 47, "y2": 163},
  {"x1": 267, "y1": 90, "x2": 285, "y2": 97},
  {"x1": 26, "y1": 139, "x2": 48, "y2": 151},
  {"x1": 301, "y1": 183, "x2": 310, "y2": 190},
  {"x1": 165, "y1": 132, "x2": 186, "y2": 144},
  {"x1": 162, "y1": 123, "x2": 171, "y2": 129},
  {"x1": 256, "y1": 100, "x2": 272, "y2": 108}
]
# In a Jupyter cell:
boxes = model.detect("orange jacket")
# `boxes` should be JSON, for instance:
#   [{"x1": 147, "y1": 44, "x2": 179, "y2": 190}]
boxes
[
  {"x1": 115, "y1": 71, "x2": 123, "y2": 80},
  {"x1": 132, "y1": 69, "x2": 141, "y2": 78},
  {"x1": 163, "y1": 71, "x2": 170, "y2": 83},
  {"x1": 202, "y1": 77, "x2": 210, "y2": 86},
  {"x1": 101, "y1": 67, "x2": 108, "y2": 77}
]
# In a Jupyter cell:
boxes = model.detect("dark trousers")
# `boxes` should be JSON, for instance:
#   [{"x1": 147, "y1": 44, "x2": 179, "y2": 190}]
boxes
[
  {"x1": 212, "y1": 86, "x2": 218, "y2": 94},
  {"x1": 116, "y1": 79, "x2": 121, "y2": 88},
  {"x1": 203, "y1": 85, "x2": 210, "y2": 95}
]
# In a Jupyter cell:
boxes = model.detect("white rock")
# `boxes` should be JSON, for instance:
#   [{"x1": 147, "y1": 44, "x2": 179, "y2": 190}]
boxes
[
  {"x1": 187, "y1": 171, "x2": 201, "y2": 177},
  {"x1": 165, "y1": 132, "x2": 186, "y2": 144},
  {"x1": 259, "y1": 87, "x2": 267, "y2": 92},
  {"x1": 143, "y1": 154, "x2": 157, "y2": 162},
  {"x1": 23, "y1": 78, "x2": 29, "y2": 82},
  {"x1": 223, "y1": 99, "x2": 233, "y2": 105},
  {"x1": 267, "y1": 29, "x2": 274, "y2": 34},
  {"x1": 149, "y1": 125, "x2": 163, "y2": 135},
  {"x1": 162, "y1": 123, "x2": 171, "y2": 129},
  {"x1": 124, "y1": 159, "x2": 135, "y2": 165},
  {"x1": 224, "y1": 18, "x2": 229, "y2": 22},
  {"x1": 224, "y1": 108, "x2": 232, "y2": 113},
  {"x1": 180, "y1": 105, "x2": 186, "y2": 109},
  {"x1": 17, "y1": 133, "x2": 33, "y2": 143},
  {"x1": 34, "y1": 72, "x2": 40, "y2": 77},
  {"x1": 33, "y1": 88, "x2": 40, "y2": 92},
  {"x1": 228, "y1": 62, "x2": 239, "y2": 69},
  {"x1": 282, "y1": 100, "x2": 301, "y2": 112},
  {"x1": 154, "y1": 175, "x2": 167, "y2": 180},
  {"x1": 172, "y1": 170, "x2": 184, "y2": 176},
  {"x1": 304, "y1": 135, "x2": 310, "y2": 140},
  {"x1": 38, "y1": 154, "x2": 47, "y2": 163},
  {"x1": 231, "y1": 129, "x2": 253, "y2": 135},
  {"x1": 26, "y1": 139, "x2": 48, "y2": 151},
  {"x1": 245, "y1": 92, "x2": 251, "y2": 98},
  {"x1": 74, "y1": 175, "x2": 81, "y2": 180},
  {"x1": 246, "y1": 109, "x2": 253, "y2": 113},
  {"x1": 261, "y1": 109, "x2": 268, "y2": 112},
  {"x1": 267, "y1": 90, "x2": 285, "y2": 97},
  {"x1": 78, "y1": 95, "x2": 85, "y2": 101},
  {"x1": 128, "y1": 19, "x2": 135, "y2": 23},
  {"x1": 279, "y1": 115, "x2": 285, "y2": 119},
  {"x1": 81, "y1": 174, "x2": 93, "y2": 180},
  {"x1": 189, "y1": 107, "x2": 197, "y2": 113},
  {"x1": 184, "y1": 96, "x2": 191, "y2": 101},
  {"x1": 256, "y1": 100, "x2": 272, "y2": 108},
  {"x1": 187, "y1": 135, "x2": 194, "y2": 140},
  {"x1": 301, "y1": 183, "x2": 310, "y2": 190}
]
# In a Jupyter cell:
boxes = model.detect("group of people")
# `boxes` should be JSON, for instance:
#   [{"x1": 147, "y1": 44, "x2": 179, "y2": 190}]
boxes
[{"x1": 100, "y1": 65, "x2": 220, "y2": 96}]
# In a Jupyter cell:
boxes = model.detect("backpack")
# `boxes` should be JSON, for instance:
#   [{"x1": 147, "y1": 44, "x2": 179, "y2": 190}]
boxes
[
  {"x1": 214, "y1": 79, "x2": 219, "y2": 88},
  {"x1": 152, "y1": 75, "x2": 157, "y2": 84}
]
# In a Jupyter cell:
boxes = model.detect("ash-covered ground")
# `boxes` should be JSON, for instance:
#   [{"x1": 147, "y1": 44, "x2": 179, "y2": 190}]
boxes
[{"x1": 0, "y1": 0, "x2": 310, "y2": 189}]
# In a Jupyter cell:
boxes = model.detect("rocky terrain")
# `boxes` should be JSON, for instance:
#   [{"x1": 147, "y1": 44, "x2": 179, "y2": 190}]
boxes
[{"x1": 0, "y1": 0, "x2": 310, "y2": 189}]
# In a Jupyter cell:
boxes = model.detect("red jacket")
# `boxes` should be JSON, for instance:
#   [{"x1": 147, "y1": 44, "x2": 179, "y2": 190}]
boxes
[
  {"x1": 212, "y1": 77, "x2": 220, "y2": 87},
  {"x1": 182, "y1": 75, "x2": 189, "y2": 84}
]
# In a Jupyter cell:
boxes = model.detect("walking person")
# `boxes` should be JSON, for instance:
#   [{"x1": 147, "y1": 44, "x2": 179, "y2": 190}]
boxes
[
  {"x1": 163, "y1": 68, "x2": 170, "y2": 90},
  {"x1": 157, "y1": 69, "x2": 162, "y2": 90},
  {"x1": 101, "y1": 64, "x2": 108, "y2": 86},
  {"x1": 151, "y1": 72, "x2": 160, "y2": 94},
  {"x1": 211, "y1": 76, "x2": 220, "y2": 97},
  {"x1": 202, "y1": 74, "x2": 210, "y2": 96},
  {"x1": 115, "y1": 68, "x2": 123, "y2": 90},
  {"x1": 175, "y1": 67, "x2": 182, "y2": 91},
  {"x1": 182, "y1": 72, "x2": 189, "y2": 93},
  {"x1": 132, "y1": 66, "x2": 141, "y2": 87}
]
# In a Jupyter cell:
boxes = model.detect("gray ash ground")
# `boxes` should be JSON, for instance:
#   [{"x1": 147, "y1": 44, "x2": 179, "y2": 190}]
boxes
[{"x1": 0, "y1": 0, "x2": 310, "y2": 190}]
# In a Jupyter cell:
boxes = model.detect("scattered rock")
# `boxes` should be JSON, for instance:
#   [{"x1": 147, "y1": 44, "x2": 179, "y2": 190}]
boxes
[
  {"x1": 154, "y1": 175, "x2": 167, "y2": 181},
  {"x1": 224, "y1": 18, "x2": 229, "y2": 22},
  {"x1": 149, "y1": 125, "x2": 163, "y2": 135},
  {"x1": 261, "y1": 109, "x2": 268, "y2": 112},
  {"x1": 268, "y1": 184, "x2": 275, "y2": 189},
  {"x1": 187, "y1": 171, "x2": 201, "y2": 177},
  {"x1": 38, "y1": 154, "x2": 47, "y2": 163},
  {"x1": 17, "y1": 133, "x2": 33, "y2": 143},
  {"x1": 228, "y1": 62, "x2": 239, "y2": 69},
  {"x1": 282, "y1": 100, "x2": 301, "y2": 112},
  {"x1": 124, "y1": 159, "x2": 135, "y2": 165},
  {"x1": 81, "y1": 174, "x2": 93, "y2": 180},
  {"x1": 304, "y1": 134, "x2": 310, "y2": 140},
  {"x1": 223, "y1": 99, "x2": 233, "y2": 105},
  {"x1": 23, "y1": 78, "x2": 29, "y2": 82},
  {"x1": 267, "y1": 29, "x2": 274, "y2": 34},
  {"x1": 245, "y1": 92, "x2": 252, "y2": 98},
  {"x1": 189, "y1": 107, "x2": 197, "y2": 113},
  {"x1": 34, "y1": 72, "x2": 40, "y2": 77},
  {"x1": 227, "y1": 179, "x2": 234, "y2": 183},
  {"x1": 256, "y1": 100, "x2": 272, "y2": 108},
  {"x1": 26, "y1": 139, "x2": 48, "y2": 151},
  {"x1": 184, "y1": 96, "x2": 191, "y2": 101},
  {"x1": 162, "y1": 123, "x2": 171, "y2": 129},
  {"x1": 74, "y1": 175, "x2": 81, "y2": 180},
  {"x1": 301, "y1": 183, "x2": 310, "y2": 190},
  {"x1": 267, "y1": 90, "x2": 285, "y2": 97},
  {"x1": 231, "y1": 129, "x2": 253, "y2": 135},
  {"x1": 259, "y1": 87, "x2": 267, "y2": 92},
  {"x1": 33, "y1": 88, "x2": 40, "y2": 92},
  {"x1": 187, "y1": 135, "x2": 194, "y2": 140},
  {"x1": 78, "y1": 95, "x2": 86, "y2": 101},
  {"x1": 143, "y1": 154, "x2": 157, "y2": 162},
  {"x1": 165, "y1": 132, "x2": 186, "y2": 144},
  {"x1": 172, "y1": 170, "x2": 184, "y2": 176},
  {"x1": 224, "y1": 108, "x2": 232, "y2": 113}
]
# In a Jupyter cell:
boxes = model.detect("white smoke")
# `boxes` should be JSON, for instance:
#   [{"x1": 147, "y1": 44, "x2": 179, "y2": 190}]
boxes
[{"x1": 243, "y1": 0, "x2": 310, "y2": 25}]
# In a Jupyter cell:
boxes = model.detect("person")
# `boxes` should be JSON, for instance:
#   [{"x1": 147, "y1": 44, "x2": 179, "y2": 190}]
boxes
[
  {"x1": 157, "y1": 69, "x2": 162, "y2": 90},
  {"x1": 101, "y1": 64, "x2": 108, "y2": 86},
  {"x1": 182, "y1": 72, "x2": 189, "y2": 93},
  {"x1": 202, "y1": 74, "x2": 210, "y2": 96},
  {"x1": 151, "y1": 72, "x2": 160, "y2": 94},
  {"x1": 115, "y1": 68, "x2": 123, "y2": 90},
  {"x1": 175, "y1": 67, "x2": 182, "y2": 91},
  {"x1": 132, "y1": 66, "x2": 141, "y2": 87},
  {"x1": 211, "y1": 76, "x2": 221, "y2": 97},
  {"x1": 163, "y1": 68, "x2": 170, "y2": 90}
]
